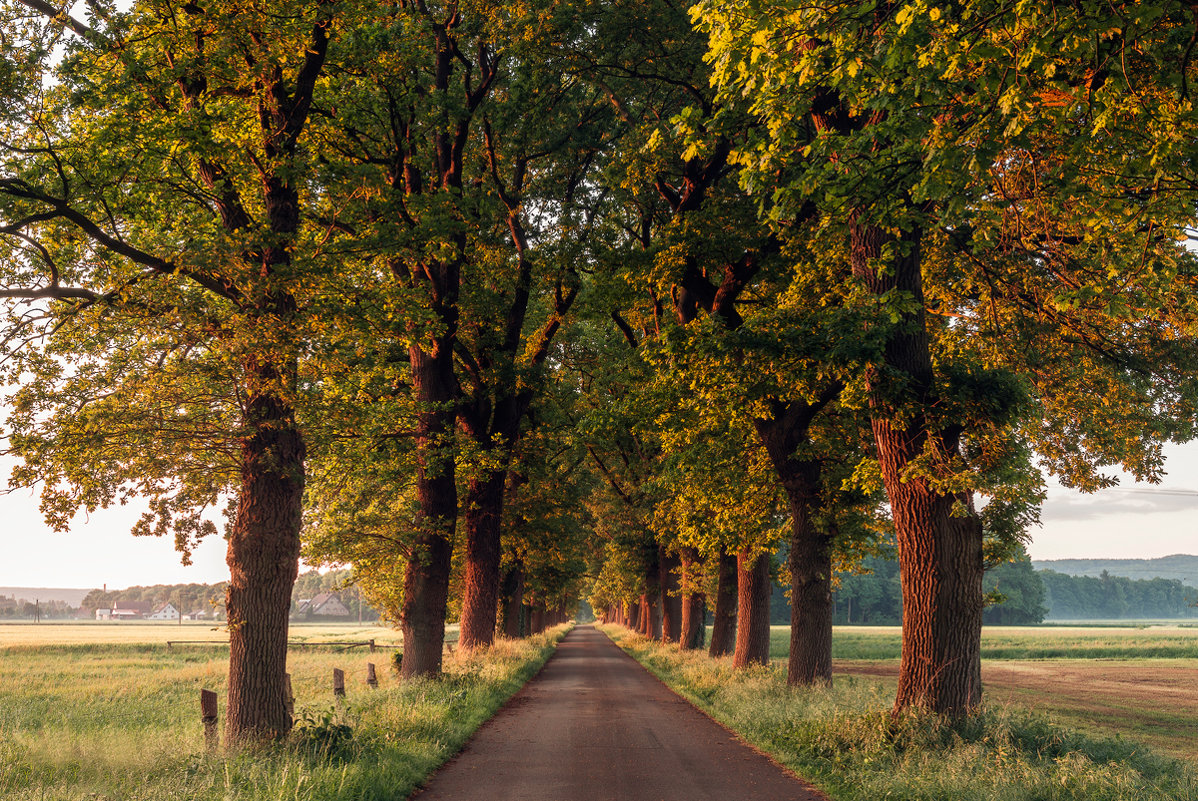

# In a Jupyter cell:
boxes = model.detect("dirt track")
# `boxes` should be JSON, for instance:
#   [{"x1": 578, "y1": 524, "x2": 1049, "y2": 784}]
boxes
[{"x1": 413, "y1": 625, "x2": 827, "y2": 801}]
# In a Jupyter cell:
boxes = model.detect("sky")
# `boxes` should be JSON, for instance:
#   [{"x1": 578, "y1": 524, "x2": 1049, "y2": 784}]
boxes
[{"x1": 1, "y1": 442, "x2": 1197, "y2": 590}]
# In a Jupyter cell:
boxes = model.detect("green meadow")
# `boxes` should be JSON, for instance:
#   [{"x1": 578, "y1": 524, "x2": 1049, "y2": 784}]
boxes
[{"x1": 0, "y1": 622, "x2": 565, "y2": 801}]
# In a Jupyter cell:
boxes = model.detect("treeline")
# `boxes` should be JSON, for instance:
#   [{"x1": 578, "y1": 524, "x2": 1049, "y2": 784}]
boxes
[
  {"x1": 82, "y1": 583, "x2": 226, "y2": 617},
  {"x1": 1040, "y1": 571, "x2": 1198, "y2": 620},
  {"x1": 80, "y1": 569, "x2": 382, "y2": 620},
  {"x1": 820, "y1": 562, "x2": 1198, "y2": 623}
]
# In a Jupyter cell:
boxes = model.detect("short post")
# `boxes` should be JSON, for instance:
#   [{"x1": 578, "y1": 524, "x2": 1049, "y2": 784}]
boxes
[
  {"x1": 200, "y1": 689, "x2": 218, "y2": 753},
  {"x1": 369, "y1": 638, "x2": 376, "y2": 653},
  {"x1": 283, "y1": 673, "x2": 294, "y2": 723},
  {"x1": 332, "y1": 668, "x2": 346, "y2": 697},
  {"x1": 366, "y1": 662, "x2": 378, "y2": 688}
]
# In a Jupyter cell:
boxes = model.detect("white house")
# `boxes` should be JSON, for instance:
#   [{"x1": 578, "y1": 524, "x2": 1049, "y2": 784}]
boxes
[{"x1": 147, "y1": 602, "x2": 180, "y2": 621}]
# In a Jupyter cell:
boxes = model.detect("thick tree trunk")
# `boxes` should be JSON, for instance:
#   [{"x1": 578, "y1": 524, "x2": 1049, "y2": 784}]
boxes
[
  {"x1": 786, "y1": 490, "x2": 833, "y2": 686},
  {"x1": 224, "y1": 376, "x2": 304, "y2": 745},
  {"x1": 529, "y1": 606, "x2": 546, "y2": 634},
  {"x1": 659, "y1": 548, "x2": 682, "y2": 643},
  {"x1": 458, "y1": 470, "x2": 506, "y2": 649},
  {"x1": 708, "y1": 550, "x2": 737, "y2": 657},
  {"x1": 732, "y1": 549, "x2": 772, "y2": 668},
  {"x1": 852, "y1": 220, "x2": 983, "y2": 715},
  {"x1": 499, "y1": 561, "x2": 525, "y2": 638},
  {"x1": 400, "y1": 339, "x2": 458, "y2": 679},
  {"x1": 678, "y1": 549, "x2": 706, "y2": 651},
  {"x1": 627, "y1": 599, "x2": 640, "y2": 632},
  {"x1": 680, "y1": 594, "x2": 706, "y2": 651}
]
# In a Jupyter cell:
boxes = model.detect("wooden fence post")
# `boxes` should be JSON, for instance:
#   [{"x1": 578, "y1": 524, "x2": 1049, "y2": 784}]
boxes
[
  {"x1": 200, "y1": 689, "x2": 218, "y2": 753},
  {"x1": 283, "y1": 673, "x2": 294, "y2": 723},
  {"x1": 333, "y1": 668, "x2": 346, "y2": 697},
  {"x1": 369, "y1": 638, "x2": 376, "y2": 653},
  {"x1": 366, "y1": 663, "x2": 378, "y2": 688}
]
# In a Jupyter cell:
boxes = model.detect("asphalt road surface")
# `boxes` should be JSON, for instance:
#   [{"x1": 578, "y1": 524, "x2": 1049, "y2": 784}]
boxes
[{"x1": 412, "y1": 624, "x2": 827, "y2": 801}]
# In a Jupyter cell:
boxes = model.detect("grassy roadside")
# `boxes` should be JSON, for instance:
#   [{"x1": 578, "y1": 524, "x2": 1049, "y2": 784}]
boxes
[
  {"x1": 0, "y1": 623, "x2": 571, "y2": 801},
  {"x1": 601, "y1": 625, "x2": 1198, "y2": 801}
]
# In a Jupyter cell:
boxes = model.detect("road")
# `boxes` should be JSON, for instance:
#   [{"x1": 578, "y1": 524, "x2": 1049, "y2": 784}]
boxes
[{"x1": 413, "y1": 625, "x2": 827, "y2": 801}]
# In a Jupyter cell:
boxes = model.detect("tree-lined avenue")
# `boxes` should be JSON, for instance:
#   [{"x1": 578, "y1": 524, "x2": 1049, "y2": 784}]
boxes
[{"x1": 414, "y1": 625, "x2": 826, "y2": 801}]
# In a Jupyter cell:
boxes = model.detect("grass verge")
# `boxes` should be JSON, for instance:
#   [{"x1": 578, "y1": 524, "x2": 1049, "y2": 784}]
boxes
[
  {"x1": 602, "y1": 625, "x2": 1198, "y2": 801},
  {"x1": 0, "y1": 623, "x2": 570, "y2": 801}
]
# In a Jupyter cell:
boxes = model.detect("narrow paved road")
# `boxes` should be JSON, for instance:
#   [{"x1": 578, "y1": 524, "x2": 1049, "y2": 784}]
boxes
[{"x1": 413, "y1": 625, "x2": 827, "y2": 801}]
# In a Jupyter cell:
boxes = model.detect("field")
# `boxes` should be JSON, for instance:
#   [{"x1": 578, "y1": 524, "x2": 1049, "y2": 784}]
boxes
[
  {"x1": 774, "y1": 625, "x2": 1198, "y2": 758},
  {"x1": 0, "y1": 621, "x2": 560, "y2": 801}
]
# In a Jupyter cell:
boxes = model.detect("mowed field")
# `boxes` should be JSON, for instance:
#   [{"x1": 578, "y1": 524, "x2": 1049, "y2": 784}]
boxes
[{"x1": 781, "y1": 624, "x2": 1198, "y2": 759}]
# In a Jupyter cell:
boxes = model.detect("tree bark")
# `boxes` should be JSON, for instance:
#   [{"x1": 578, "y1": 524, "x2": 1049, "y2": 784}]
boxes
[
  {"x1": 499, "y1": 560, "x2": 525, "y2": 638},
  {"x1": 400, "y1": 333, "x2": 458, "y2": 679},
  {"x1": 851, "y1": 220, "x2": 984, "y2": 715},
  {"x1": 458, "y1": 470, "x2": 506, "y2": 649},
  {"x1": 732, "y1": 549, "x2": 772, "y2": 668},
  {"x1": 659, "y1": 548, "x2": 682, "y2": 643},
  {"x1": 627, "y1": 598, "x2": 640, "y2": 631},
  {"x1": 786, "y1": 482, "x2": 833, "y2": 686},
  {"x1": 753, "y1": 411, "x2": 836, "y2": 687},
  {"x1": 224, "y1": 368, "x2": 304, "y2": 744},
  {"x1": 708, "y1": 550, "x2": 737, "y2": 657},
  {"x1": 678, "y1": 548, "x2": 706, "y2": 651}
]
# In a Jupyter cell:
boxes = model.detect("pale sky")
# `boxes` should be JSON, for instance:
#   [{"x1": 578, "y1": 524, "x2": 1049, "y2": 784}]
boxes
[{"x1": 1, "y1": 442, "x2": 1197, "y2": 589}]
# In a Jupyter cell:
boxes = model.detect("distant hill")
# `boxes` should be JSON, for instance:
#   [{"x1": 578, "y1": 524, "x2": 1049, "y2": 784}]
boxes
[
  {"x1": 1032, "y1": 555, "x2": 1198, "y2": 585},
  {"x1": 0, "y1": 587, "x2": 96, "y2": 606}
]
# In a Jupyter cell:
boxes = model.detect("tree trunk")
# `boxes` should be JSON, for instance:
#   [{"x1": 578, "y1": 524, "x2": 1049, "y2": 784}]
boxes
[
  {"x1": 708, "y1": 550, "x2": 737, "y2": 657},
  {"x1": 458, "y1": 470, "x2": 506, "y2": 649},
  {"x1": 627, "y1": 598, "x2": 640, "y2": 632},
  {"x1": 400, "y1": 337, "x2": 458, "y2": 680},
  {"x1": 732, "y1": 549, "x2": 772, "y2": 668},
  {"x1": 499, "y1": 561, "x2": 525, "y2": 638},
  {"x1": 224, "y1": 373, "x2": 304, "y2": 744},
  {"x1": 680, "y1": 594, "x2": 706, "y2": 651},
  {"x1": 659, "y1": 548, "x2": 682, "y2": 643},
  {"x1": 851, "y1": 220, "x2": 983, "y2": 715},
  {"x1": 786, "y1": 488, "x2": 833, "y2": 686},
  {"x1": 678, "y1": 549, "x2": 706, "y2": 651},
  {"x1": 529, "y1": 606, "x2": 546, "y2": 634}
]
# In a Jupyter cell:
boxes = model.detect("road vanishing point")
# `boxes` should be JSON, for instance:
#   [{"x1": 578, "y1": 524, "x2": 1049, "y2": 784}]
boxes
[{"x1": 414, "y1": 625, "x2": 827, "y2": 801}]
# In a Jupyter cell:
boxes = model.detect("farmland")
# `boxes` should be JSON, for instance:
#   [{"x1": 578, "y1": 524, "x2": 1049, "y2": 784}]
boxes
[
  {"x1": 777, "y1": 625, "x2": 1198, "y2": 759},
  {"x1": 0, "y1": 622, "x2": 562, "y2": 801}
]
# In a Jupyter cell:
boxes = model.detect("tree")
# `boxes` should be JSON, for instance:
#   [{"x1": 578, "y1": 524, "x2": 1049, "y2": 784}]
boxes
[
  {"x1": 694, "y1": 0, "x2": 1198, "y2": 715},
  {"x1": 0, "y1": 0, "x2": 338, "y2": 742}
]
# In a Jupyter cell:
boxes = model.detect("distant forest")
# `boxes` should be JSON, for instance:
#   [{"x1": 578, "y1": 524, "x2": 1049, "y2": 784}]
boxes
[
  {"x1": 781, "y1": 555, "x2": 1198, "y2": 625},
  {"x1": 79, "y1": 568, "x2": 379, "y2": 621}
]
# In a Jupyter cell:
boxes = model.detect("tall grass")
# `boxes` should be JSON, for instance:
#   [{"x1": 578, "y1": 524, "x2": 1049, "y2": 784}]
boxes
[
  {"x1": 605, "y1": 626, "x2": 1198, "y2": 801},
  {"x1": 0, "y1": 624, "x2": 568, "y2": 800}
]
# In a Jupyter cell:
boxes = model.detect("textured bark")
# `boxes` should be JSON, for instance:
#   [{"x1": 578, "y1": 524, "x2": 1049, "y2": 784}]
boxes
[
  {"x1": 400, "y1": 333, "x2": 458, "y2": 680},
  {"x1": 753, "y1": 412, "x2": 836, "y2": 687},
  {"x1": 499, "y1": 561, "x2": 525, "y2": 638},
  {"x1": 678, "y1": 549, "x2": 706, "y2": 651},
  {"x1": 659, "y1": 548, "x2": 682, "y2": 643},
  {"x1": 851, "y1": 220, "x2": 983, "y2": 715},
  {"x1": 529, "y1": 606, "x2": 546, "y2": 634},
  {"x1": 458, "y1": 470, "x2": 507, "y2": 649},
  {"x1": 732, "y1": 549, "x2": 772, "y2": 668},
  {"x1": 627, "y1": 599, "x2": 640, "y2": 632},
  {"x1": 787, "y1": 491, "x2": 833, "y2": 686},
  {"x1": 708, "y1": 551, "x2": 738, "y2": 657},
  {"x1": 680, "y1": 594, "x2": 706, "y2": 651},
  {"x1": 224, "y1": 372, "x2": 304, "y2": 744}
]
